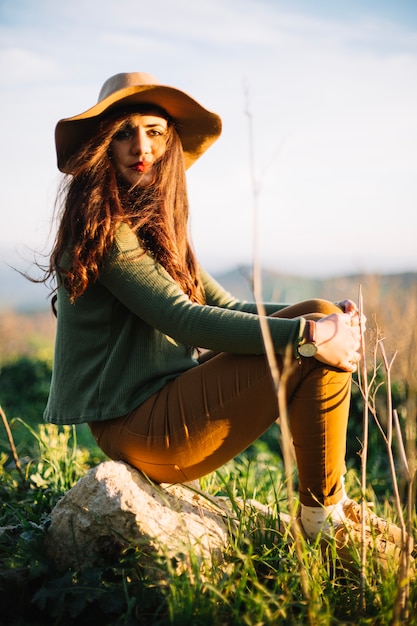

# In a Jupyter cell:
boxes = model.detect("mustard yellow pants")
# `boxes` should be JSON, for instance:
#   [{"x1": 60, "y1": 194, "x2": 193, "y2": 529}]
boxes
[{"x1": 89, "y1": 299, "x2": 351, "y2": 507}]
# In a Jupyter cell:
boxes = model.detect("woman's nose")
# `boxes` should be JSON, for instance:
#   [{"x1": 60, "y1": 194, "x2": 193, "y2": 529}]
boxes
[{"x1": 131, "y1": 128, "x2": 151, "y2": 156}]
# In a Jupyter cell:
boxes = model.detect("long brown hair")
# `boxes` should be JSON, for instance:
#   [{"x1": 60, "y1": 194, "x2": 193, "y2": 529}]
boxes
[{"x1": 47, "y1": 109, "x2": 205, "y2": 305}]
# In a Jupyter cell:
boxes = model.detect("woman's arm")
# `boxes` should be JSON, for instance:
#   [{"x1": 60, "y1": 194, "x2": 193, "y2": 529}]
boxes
[{"x1": 100, "y1": 224, "x2": 300, "y2": 355}]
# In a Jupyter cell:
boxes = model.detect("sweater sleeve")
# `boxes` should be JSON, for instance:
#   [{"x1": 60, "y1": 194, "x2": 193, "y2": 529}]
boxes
[{"x1": 100, "y1": 224, "x2": 302, "y2": 355}]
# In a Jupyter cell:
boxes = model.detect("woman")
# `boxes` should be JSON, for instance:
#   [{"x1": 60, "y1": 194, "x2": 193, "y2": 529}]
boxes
[{"x1": 44, "y1": 72, "x2": 400, "y2": 551}]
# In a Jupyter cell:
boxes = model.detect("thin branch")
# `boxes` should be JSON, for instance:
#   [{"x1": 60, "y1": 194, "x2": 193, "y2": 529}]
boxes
[
  {"x1": 0, "y1": 404, "x2": 25, "y2": 480},
  {"x1": 244, "y1": 86, "x2": 314, "y2": 622},
  {"x1": 378, "y1": 342, "x2": 412, "y2": 625},
  {"x1": 392, "y1": 409, "x2": 410, "y2": 481},
  {"x1": 358, "y1": 320, "x2": 413, "y2": 620},
  {"x1": 379, "y1": 343, "x2": 407, "y2": 537},
  {"x1": 358, "y1": 287, "x2": 369, "y2": 609}
]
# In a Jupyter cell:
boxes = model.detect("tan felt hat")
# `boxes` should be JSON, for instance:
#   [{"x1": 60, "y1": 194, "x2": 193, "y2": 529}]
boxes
[{"x1": 55, "y1": 72, "x2": 222, "y2": 173}]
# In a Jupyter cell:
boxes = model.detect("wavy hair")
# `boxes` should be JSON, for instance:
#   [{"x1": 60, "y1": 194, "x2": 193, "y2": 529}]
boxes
[{"x1": 45, "y1": 109, "x2": 205, "y2": 305}]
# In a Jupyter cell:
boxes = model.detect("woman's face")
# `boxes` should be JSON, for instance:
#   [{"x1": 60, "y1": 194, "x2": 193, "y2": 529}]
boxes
[{"x1": 110, "y1": 111, "x2": 169, "y2": 187}]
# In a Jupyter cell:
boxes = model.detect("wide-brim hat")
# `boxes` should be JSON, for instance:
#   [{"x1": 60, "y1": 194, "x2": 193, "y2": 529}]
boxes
[{"x1": 55, "y1": 72, "x2": 222, "y2": 173}]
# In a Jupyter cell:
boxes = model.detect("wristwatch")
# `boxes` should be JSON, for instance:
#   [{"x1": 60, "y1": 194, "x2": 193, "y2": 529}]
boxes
[{"x1": 297, "y1": 320, "x2": 318, "y2": 358}]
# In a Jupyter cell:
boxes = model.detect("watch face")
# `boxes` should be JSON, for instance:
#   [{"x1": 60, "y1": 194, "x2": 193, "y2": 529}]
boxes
[{"x1": 298, "y1": 342, "x2": 318, "y2": 358}]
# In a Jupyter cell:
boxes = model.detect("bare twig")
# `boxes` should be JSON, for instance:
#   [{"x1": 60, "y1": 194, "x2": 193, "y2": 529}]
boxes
[
  {"x1": 359, "y1": 324, "x2": 413, "y2": 623},
  {"x1": 0, "y1": 404, "x2": 25, "y2": 480},
  {"x1": 392, "y1": 409, "x2": 410, "y2": 479},
  {"x1": 244, "y1": 86, "x2": 315, "y2": 624},
  {"x1": 358, "y1": 287, "x2": 369, "y2": 609},
  {"x1": 377, "y1": 343, "x2": 412, "y2": 625}
]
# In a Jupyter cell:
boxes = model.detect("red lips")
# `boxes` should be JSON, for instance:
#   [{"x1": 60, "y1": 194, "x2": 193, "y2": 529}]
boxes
[{"x1": 132, "y1": 161, "x2": 151, "y2": 172}]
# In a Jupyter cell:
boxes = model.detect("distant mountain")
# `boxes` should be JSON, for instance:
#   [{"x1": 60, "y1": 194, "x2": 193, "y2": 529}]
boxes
[
  {"x1": 214, "y1": 265, "x2": 417, "y2": 307},
  {"x1": 1, "y1": 258, "x2": 416, "y2": 312}
]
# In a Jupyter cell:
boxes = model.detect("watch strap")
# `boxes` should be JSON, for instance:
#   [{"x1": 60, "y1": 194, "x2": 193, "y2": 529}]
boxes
[
  {"x1": 296, "y1": 320, "x2": 318, "y2": 358},
  {"x1": 304, "y1": 320, "x2": 316, "y2": 344}
]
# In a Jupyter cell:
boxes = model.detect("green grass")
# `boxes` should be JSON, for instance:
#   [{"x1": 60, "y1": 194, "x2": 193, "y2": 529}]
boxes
[{"x1": 0, "y1": 420, "x2": 416, "y2": 625}]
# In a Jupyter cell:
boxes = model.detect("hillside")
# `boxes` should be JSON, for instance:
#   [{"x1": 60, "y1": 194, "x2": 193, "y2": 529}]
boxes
[{"x1": 214, "y1": 265, "x2": 417, "y2": 307}]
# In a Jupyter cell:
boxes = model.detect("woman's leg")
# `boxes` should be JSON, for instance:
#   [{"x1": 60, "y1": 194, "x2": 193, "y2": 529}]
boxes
[
  {"x1": 90, "y1": 351, "x2": 287, "y2": 483},
  {"x1": 90, "y1": 299, "x2": 350, "y2": 508},
  {"x1": 271, "y1": 299, "x2": 351, "y2": 507}
]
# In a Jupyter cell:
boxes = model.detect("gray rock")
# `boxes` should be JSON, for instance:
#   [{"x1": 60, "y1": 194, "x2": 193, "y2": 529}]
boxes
[
  {"x1": 45, "y1": 460, "x2": 292, "y2": 579},
  {"x1": 45, "y1": 461, "x2": 235, "y2": 577}
]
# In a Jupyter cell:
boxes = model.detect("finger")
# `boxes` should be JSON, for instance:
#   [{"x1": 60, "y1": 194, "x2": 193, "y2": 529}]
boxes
[
  {"x1": 340, "y1": 360, "x2": 357, "y2": 373},
  {"x1": 348, "y1": 325, "x2": 361, "y2": 343},
  {"x1": 349, "y1": 352, "x2": 362, "y2": 368},
  {"x1": 344, "y1": 358, "x2": 359, "y2": 373},
  {"x1": 342, "y1": 312, "x2": 354, "y2": 325},
  {"x1": 345, "y1": 300, "x2": 358, "y2": 314}
]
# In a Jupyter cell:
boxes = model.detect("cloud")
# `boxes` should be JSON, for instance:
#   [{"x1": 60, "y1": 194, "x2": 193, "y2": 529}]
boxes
[
  {"x1": 0, "y1": 45, "x2": 60, "y2": 85},
  {"x1": 0, "y1": 0, "x2": 416, "y2": 277}
]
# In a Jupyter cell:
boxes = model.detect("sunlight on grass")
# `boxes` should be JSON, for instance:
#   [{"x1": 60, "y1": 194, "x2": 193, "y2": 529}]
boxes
[{"x1": 0, "y1": 410, "x2": 415, "y2": 624}]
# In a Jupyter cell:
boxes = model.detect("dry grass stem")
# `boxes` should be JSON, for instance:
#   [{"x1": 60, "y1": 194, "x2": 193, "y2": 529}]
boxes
[
  {"x1": 245, "y1": 92, "x2": 314, "y2": 622},
  {"x1": 378, "y1": 343, "x2": 412, "y2": 624},
  {"x1": 357, "y1": 288, "x2": 369, "y2": 608},
  {"x1": 359, "y1": 316, "x2": 414, "y2": 622},
  {"x1": 0, "y1": 404, "x2": 24, "y2": 479}
]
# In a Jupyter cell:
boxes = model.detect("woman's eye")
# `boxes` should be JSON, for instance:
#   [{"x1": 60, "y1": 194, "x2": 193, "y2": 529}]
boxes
[
  {"x1": 148, "y1": 128, "x2": 165, "y2": 137},
  {"x1": 113, "y1": 126, "x2": 133, "y2": 141}
]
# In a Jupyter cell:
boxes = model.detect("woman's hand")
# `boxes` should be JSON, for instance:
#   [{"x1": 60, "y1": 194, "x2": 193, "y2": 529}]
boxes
[
  {"x1": 334, "y1": 299, "x2": 366, "y2": 329},
  {"x1": 314, "y1": 312, "x2": 363, "y2": 372}
]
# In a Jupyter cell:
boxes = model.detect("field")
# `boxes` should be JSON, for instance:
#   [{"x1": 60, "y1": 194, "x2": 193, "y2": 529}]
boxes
[
  {"x1": 0, "y1": 271, "x2": 416, "y2": 624},
  {"x1": 1, "y1": 360, "x2": 416, "y2": 624}
]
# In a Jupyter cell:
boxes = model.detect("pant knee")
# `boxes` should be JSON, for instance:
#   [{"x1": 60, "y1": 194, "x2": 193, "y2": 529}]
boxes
[{"x1": 302, "y1": 298, "x2": 340, "y2": 317}]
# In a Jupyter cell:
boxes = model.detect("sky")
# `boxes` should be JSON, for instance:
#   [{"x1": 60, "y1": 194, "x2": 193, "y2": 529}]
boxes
[{"x1": 0, "y1": 0, "x2": 416, "y2": 281}]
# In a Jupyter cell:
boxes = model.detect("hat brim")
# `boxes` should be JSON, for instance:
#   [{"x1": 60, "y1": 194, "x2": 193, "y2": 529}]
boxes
[{"x1": 55, "y1": 84, "x2": 222, "y2": 173}]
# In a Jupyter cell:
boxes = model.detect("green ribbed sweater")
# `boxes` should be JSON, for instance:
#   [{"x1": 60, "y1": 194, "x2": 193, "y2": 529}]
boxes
[{"x1": 44, "y1": 223, "x2": 304, "y2": 425}]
